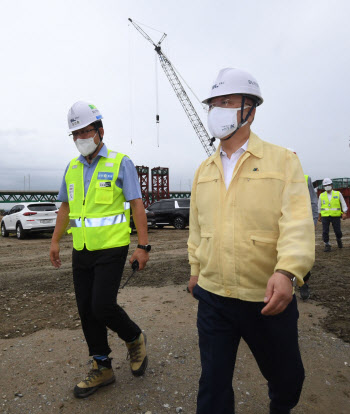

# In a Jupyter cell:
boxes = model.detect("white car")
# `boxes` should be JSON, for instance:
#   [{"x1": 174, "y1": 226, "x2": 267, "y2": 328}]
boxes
[{"x1": 1, "y1": 202, "x2": 58, "y2": 239}]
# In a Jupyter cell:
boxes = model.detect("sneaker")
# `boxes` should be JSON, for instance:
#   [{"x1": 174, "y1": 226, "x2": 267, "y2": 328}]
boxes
[
  {"x1": 324, "y1": 243, "x2": 331, "y2": 252},
  {"x1": 73, "y1": 359, "x2": 115, "y2": 398},
  {"x1": 300, "y1": 283, "x2": 310, "y2": 300},
  {"x1": 337, "y1": 238, "x2": 343, "y2": 248},
  {"x1": 126, "y1": 332, "x2": 148, "y2": 376}
]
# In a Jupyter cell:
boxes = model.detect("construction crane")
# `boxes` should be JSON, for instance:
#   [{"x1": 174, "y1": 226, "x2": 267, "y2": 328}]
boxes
[{"x1": 128, "y1": 18, "x2": 216, "y2": 157}]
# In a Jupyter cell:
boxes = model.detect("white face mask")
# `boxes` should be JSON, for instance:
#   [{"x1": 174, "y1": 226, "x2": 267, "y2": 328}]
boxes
[
  {"x1": 75, "y1": 133, "x2": 98, "y2": 157},
  {"x1": 207, "y1": 106, "x2": 250, "y2": 139},
  {"x1": 324, "y1": 185, "x2": 332, "y2": 191}
]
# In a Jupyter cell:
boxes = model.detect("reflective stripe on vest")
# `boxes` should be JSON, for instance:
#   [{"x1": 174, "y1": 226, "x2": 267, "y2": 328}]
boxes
[
  {"x1": 69, "y1": 213, "x2": 127, "y2": 228},
  {"x1": 85, "y1": 213, "x2": 126, "y2": 227},
  {"x1": 65, "y1": 150, "x2": 131, "y2": 251},
  {"x1": 70, "y1": 218, "x2": 82, "y2": 228},
  {"x1": 320, "y1": 191, "x2": 342, "y2": 217}
]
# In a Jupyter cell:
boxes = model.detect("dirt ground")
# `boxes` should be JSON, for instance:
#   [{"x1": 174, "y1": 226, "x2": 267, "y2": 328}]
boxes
[{"x1": 0, "y1": 220, "x2": 349, "y2": 413}]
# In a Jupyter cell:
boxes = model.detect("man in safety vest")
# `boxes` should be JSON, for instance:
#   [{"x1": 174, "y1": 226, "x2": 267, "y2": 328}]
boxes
[
  {"x1": 318, "y1": 177, "x2": 347, "y2": 252},
  {"x1": 50, "y1": 101, "x2": 150, "y2": 398}
]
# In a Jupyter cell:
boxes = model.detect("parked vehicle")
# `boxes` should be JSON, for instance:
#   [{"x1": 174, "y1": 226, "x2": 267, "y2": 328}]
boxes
[
  {"x1": 130, "y1": 210, "x2": 156, "y2": 233},
  {"x1": 146, "y1": 198, "x2": 190, "y2": 229},
  {"x1": 1, "y1": 202, "x2": 58, "y2": 239}
]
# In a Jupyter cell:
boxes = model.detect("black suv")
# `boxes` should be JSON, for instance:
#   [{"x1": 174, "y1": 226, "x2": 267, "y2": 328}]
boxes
[{"x1": 146, "y1": 198, "x2": 190, "y2": 229}]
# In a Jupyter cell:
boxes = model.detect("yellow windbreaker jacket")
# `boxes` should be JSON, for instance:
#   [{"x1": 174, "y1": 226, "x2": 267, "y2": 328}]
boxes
[{"x1": 188, "y1": 131, "x2": 315, "y2": 302}]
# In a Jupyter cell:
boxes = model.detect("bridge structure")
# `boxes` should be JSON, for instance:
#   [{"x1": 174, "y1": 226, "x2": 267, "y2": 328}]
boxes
[
  {"x1": 0, "y1": 191, "x2": 58, "y2": 203},
  {"x1": 0, "y1": 191, "x2": 191, "y2": 204}
]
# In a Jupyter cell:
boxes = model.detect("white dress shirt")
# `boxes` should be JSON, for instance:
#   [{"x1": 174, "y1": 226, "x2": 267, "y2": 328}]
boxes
[{"x1": 220, "y1": 140, "x2": 249, "y2": 190}]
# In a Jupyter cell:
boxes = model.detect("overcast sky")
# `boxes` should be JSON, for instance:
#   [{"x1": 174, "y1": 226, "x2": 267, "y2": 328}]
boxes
[{"x1": 1, "y1": 0, "x2": 349, "y2": 195}]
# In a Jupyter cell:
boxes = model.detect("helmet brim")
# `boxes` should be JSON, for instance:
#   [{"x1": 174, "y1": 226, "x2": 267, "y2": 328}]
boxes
[{"x1": 202, "y1": 93, "x2": 263, "y2": 106}]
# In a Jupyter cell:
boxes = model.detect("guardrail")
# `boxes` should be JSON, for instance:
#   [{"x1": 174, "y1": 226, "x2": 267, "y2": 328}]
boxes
[{"x1": 0, "y1": 191, "x2": 191, "y2": 203}]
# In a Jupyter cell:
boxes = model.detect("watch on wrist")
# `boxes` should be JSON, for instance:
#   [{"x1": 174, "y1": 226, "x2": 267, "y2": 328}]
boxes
[
  {"x1": 277, "y1": 269, "x2": 297, "y2": 287},
  {"x1": 137, "y1": 244, "x2": 151, "y2": 252}
]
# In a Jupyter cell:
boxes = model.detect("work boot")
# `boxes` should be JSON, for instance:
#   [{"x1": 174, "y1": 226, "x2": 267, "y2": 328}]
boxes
[
  {"x1": 324, "y1": 243, "x2": 331, "y2": 252},
  {"x1": 270, "y1": 409, "x2": 290, "y2": 414},
  {"x1": 74, "y1": 359, "x2": 115, "y2": 398},
  {"x1": 337, "y1": 238, "x2": 343, "y2": 248},
  {"x1": 300, "y1": 283, "x2": 310, "y2": 300},
  {"x1": 126, "y1": 332, "x2": 148, "y2": 376}
]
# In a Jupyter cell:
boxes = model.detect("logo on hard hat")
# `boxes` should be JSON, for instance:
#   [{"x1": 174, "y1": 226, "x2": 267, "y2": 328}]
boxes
[
  {"x1": 212, "y1": 81, "x2": 224, "y2": 90},
  {"x1": 248, "y1": 80, "x2": 259, "y2": 88},
  {"x1": 70, "y1": 117, "x2": 80, "y2": 126},
  {"x1": 248, "y1": 80, "x2": 259, "y2": 87}
]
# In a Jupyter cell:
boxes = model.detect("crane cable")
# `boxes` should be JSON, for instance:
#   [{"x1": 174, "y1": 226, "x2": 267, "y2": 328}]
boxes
[
  {"x1": 129, "y1": 19, "x2": 205, "y2": 149},
  {"x1": 155, "y1": 52, "x2": 160, "y2": 147},
  {"x1": 169, "y1": 57, "x2": 206, "y2": 110},
  {"x1": 132, "y1": 19, "x2": 165, "y2": 35},
  {"x1": 134, "y1": 19, "x2": 206, "y2": 109},
  {"x1": 128, "y1": 21, "x2": 134, "y2": 145}
]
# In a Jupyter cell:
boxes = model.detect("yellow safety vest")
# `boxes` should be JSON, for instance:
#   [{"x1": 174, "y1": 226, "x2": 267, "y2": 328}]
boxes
[
  {"x1": 65, "y1": 150, "x2": 131, "y2": 251},
  {"x1": 304, "y1": 174, "x2": 309, "y2": 184},
  {"x1": 320, "y1": 191, "x2": 342, "y2": 217}
]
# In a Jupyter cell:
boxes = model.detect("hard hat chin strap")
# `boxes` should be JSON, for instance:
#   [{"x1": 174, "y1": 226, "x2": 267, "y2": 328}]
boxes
[
  {"x1": 211, "y1": 96, "x2": 256, "y2": 143},
  {"x1": 88, "y1": 130, "x2": 102, "y2": 161},
  {"x1": 222, "y1": 96, "x2": 256, "y2": 141}
]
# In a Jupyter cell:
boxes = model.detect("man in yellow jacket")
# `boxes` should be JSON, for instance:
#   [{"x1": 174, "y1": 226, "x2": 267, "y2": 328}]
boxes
[{"x1": 187, "y1": 68, "x2": 315, "y2": 414}]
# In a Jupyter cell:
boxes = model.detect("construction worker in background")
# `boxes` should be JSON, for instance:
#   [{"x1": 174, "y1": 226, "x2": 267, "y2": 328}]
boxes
[
  {"x1": 287, "y1": 148, "x2": 317, "y2": 301},
  {"x1": 318, "y1": 178, "x2": 347, "y2": 252},
  {"x1": 301, "y1": 173, "x2": 318, "y2": 299},
  {"x1": 49, "y1": 101, "x2": 150, "y2": 398},
  {"x1": 188, "y1": 68, "x2": 315, "y2": 414}
]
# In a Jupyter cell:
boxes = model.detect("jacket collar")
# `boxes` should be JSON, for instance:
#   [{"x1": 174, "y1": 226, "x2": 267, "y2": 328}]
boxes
[{"x1": 206, "y1": 131, "x2": 263, "y2": 166}]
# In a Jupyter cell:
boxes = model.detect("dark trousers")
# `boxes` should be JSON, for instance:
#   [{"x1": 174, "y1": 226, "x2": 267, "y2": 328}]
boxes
[
  {"x1": 322, "y1": 216, "x2": 342, "y2": 243},
  {"x1": 193, "y1": 285, "x2": 304, "y2": 414},
  {"x1": 303, "y1": 271, "x2": 311, "y2": 283},
  {"x1": 72, "y1": 246, "x2": 141, "y2": 356}
]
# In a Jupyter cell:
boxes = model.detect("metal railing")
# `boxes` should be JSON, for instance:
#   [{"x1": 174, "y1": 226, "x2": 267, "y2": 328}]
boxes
[{"x1": 0, "y1": 191, "x2": 191, "y2": 204}]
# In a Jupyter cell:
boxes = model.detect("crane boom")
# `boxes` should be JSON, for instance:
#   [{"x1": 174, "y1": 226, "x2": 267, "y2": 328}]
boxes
[{"x1": 128, "y1": 18, "x2": 215, "y2": 157}]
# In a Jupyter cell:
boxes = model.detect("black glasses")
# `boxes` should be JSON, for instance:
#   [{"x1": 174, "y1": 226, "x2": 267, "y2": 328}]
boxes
[{"x1": 69, "y1": 128, "x2": 96, "y2": 138}]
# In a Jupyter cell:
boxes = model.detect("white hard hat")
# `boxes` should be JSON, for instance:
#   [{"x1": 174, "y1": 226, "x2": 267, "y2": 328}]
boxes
[
  {"x1": 67, "y1": 101, "x2": 103, "y2": 132},
  {"x1": 322, "y1": 178, "x2": 333, "y2": 186},
  {"x1": 202, "y1": 68, "x2": 263, "y2": 106}
]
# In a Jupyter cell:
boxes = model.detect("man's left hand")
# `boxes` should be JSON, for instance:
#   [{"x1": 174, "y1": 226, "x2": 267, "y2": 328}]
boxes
[
  {"x1": 342, "y1": 213, "x2": 347, "y2": 220},
  {"x1": 129, "y1": 249, "x2": 149, "y2": 270},
  {"x1": 261, "y1": 272, "x2": 293, "y2": 316}
]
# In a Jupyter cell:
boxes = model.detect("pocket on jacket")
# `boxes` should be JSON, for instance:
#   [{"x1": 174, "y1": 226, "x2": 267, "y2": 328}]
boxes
[
  {"x1": 196, "y1": 176, "x2": 220, "y2": 227},
  {"x1": 95, "y1": 183, "x2": 113, "y2": 204},
  {"x1": 250, "y1": 235, "x2": 277, "y2": 244},
  {"x1": 195, "y1": 231, "x2": 218, "y2": 279},
  {"x1": 237, "y1": 233, "x2": 278, "y2": 290}
]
